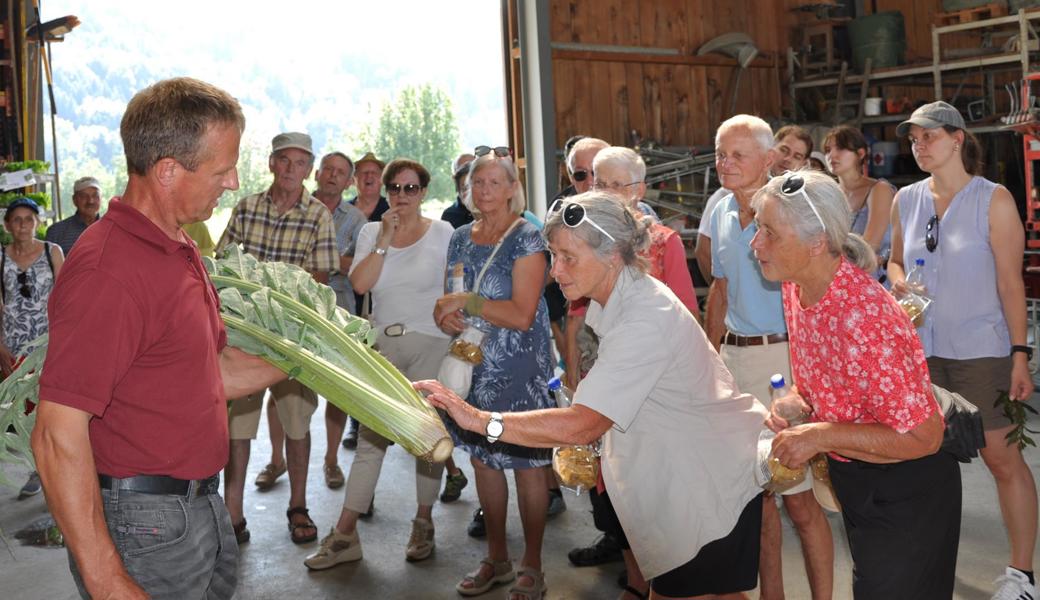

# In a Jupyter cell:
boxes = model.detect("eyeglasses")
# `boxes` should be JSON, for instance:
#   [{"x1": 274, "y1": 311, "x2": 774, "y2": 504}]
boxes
[
  {"x1": 570, "y1": 169, "x2": 592, "y2": 183},
  {"x1": 778, "y1": 173, "x2": 827, "y2": 233},
  {"x1": 593, "y1": 180, "x2": 641, "y2": 192},
  {"x1": 926, "y1": 214, "x2": 939, "y2": 252},
  {"x1": 386, "y1": 183, "x2": 423, "y2": 197},
  {"x1": 475, "y1": 145, "x2": 511, "y2": 158},
  {"x1": 548, "y1": 199, "x2": 616, "y2": 242},
  {"x1": 16, "y1": 271, "x2": 31, "y2": 299}
]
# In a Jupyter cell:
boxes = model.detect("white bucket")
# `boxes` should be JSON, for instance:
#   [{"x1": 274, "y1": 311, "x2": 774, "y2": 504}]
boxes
[{"x1": 864, "y1": 97, "x2": 883, "y2": 116}]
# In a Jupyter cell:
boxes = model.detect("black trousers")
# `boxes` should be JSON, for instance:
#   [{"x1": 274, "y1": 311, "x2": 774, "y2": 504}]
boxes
[{"x1": 828, "y1": 451, "x2": 961, "y2": 600}]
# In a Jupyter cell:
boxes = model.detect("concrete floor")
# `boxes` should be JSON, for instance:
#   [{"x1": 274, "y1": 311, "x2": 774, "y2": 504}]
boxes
[{"x1": 2, "y1": 400, "x2": 1039, "y2": 600}]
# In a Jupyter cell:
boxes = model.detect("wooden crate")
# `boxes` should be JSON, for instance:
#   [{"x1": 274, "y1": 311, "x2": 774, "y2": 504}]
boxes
[{"x1": 936, "y1": 2, "x2": 1008, "y2": 25}]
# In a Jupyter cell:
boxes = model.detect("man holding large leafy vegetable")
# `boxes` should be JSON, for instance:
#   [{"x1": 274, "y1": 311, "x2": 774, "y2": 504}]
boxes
[{"x1": 30, "y1": 77, "x2": 288, "y2": 600}]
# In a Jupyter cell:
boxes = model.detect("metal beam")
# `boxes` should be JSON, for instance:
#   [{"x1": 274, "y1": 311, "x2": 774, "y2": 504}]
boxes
[{"x1": 515, "y1": 0, "x2": 555, "y2": 216}]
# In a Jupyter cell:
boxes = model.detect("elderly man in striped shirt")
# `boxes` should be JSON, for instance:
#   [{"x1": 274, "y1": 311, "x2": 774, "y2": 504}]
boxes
[{"x1": 217, "y1": 131, "x2": 337, "y2": 546}]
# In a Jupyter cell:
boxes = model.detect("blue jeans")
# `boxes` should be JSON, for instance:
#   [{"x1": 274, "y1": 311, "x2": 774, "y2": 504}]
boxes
[{"x1": 69, "y1": 482, "x2": 238, "y2": 600}]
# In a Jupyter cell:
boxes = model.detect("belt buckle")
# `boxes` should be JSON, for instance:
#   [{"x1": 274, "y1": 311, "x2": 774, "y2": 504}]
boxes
[{"x1": 383, "y1": 323, "x2": 406, "y2": 337}]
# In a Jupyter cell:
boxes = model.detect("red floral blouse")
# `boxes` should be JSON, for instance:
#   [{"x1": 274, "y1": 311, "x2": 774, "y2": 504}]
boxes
[{"x1": 781, "y1": 257, "x2": 936, "y2": 434}]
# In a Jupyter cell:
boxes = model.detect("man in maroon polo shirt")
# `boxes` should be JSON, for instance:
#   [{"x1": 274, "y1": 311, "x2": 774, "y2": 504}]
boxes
[{"x1": 30, "y1": 78, "x2": 286, "y2": 600}]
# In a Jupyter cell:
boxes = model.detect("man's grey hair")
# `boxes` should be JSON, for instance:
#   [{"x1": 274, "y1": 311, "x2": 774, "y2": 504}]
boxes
[
  {"x1": 715, "y1": 114, "x2": 774, "y2": 154},
  {"x1": 592, "y1": 147, "x2": 646, "y2": 184}
]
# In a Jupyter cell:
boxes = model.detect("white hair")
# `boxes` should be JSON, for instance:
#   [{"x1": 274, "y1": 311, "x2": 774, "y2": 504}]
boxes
[
  {"x1": 715, "y1": 114, "x2": 774, "y2": 154},
  {"x1": 566, "y1": 137, "x2": 609, "y2": 173},
  {"x1": 592, "y1": 146, "x2": 646, "y2": 183}
]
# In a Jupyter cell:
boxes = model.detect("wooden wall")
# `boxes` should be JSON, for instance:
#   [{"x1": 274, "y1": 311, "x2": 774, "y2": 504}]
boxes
[{"x1": 548, "y1": 0, "x2": 807, "y2": 148}]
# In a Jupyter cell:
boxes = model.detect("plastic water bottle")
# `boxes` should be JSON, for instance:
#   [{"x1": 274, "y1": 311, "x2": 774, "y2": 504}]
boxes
[
  {"x1": 905, "y1": 258, "x2": 927, "y2": 296},
  {"x1": 548, "y1": 376, "x2": 573, "y2": 408},
  {"x1": 755, "y1": 374, "x2": 808, "y2": 492},
  {"x1": 447, "y1": 262, "x2": 467, "y2": 294}
]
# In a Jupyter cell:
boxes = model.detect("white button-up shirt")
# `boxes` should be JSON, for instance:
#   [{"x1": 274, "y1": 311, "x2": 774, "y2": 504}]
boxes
[{"x1": 577, "y1": 267, "x2": 767, "y2": 578}]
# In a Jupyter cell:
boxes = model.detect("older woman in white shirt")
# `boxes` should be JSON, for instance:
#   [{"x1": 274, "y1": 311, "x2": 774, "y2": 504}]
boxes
[{"x1": 419, "y1": 191, "x2": 767, "y2": 600}]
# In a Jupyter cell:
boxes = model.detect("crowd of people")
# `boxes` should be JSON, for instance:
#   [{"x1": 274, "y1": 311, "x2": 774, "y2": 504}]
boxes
[{"x1": 6, "y1": 75, "x2": 1036, "y2": 600}]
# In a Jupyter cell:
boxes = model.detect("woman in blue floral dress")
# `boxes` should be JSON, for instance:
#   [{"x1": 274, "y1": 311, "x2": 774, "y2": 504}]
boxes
[{"x1": 434, "y1": 153, "x2": 554, "y2": 599}]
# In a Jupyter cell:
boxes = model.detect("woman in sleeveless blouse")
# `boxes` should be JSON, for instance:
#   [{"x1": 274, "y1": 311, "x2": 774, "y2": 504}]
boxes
[{"x1": 888, "y1": 101, "x2": 1037, "y2": 598}]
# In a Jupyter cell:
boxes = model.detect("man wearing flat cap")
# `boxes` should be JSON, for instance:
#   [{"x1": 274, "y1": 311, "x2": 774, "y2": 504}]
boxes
[
  {"x1": 349, "y1": 152, "x2": 389, "y2": 222},
  {"x1": 217, "y1": 131, "x2": 337, "y2": 546},
  {"x1": 45, "y1": 176, "x2": 103, "y2": 256}
]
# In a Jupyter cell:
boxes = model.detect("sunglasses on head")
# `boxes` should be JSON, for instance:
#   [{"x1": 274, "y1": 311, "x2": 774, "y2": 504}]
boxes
[
  {"x1": 570, "y1": 169, "x2": 592, "y2": 183},
  {"x1": 386, "y1": 183, "x2": 423, "y2": 197},
  {"x1": 475, "y1": 145, "x2": 511, "y2": 158},
  {"x1": 926, "y1": 214, "x2": 939, "y2": 252},
  {"x1": 778, "y1": 173, "x2": 827, "y2": 233},
  {"x1": 16, "y1": 271, "x2": 31, "y2": 299},
  {"x1": 548, "y1": 199, "x2": 616, "y2": 242}
]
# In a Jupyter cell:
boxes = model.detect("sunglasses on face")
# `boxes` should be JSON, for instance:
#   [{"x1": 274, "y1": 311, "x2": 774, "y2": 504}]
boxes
[
  {"x1": 548, "y1": 199, "x2": 617, "y2": 242},
  {"x1": 778, "y1": 173, "x2": 827, "y2": 233},
  {"x1": 570, "y1": 169, "x2": 592, "y2": 183},
  {"x1": 926, "y1": 214, "x2": 939, "y2": 252},
  {"x1": 16, "y1": 271, "x2": 31, "y2": 299},
  {"x1": 475, "y1": 145, "x2": 511, "y2": 158},
  {"x1": 386, "y1": 183, "x2": 423, "y2": 197}
]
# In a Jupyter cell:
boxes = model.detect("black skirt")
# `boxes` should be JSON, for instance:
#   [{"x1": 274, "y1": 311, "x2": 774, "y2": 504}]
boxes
[{"x1": 828, "y1": 451, "x2": 961, "y2": 600}]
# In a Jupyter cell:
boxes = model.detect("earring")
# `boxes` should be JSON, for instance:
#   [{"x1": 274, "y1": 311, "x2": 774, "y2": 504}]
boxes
[{"x1": 953, "y1": 144, "x2": 960, "y2": 152}]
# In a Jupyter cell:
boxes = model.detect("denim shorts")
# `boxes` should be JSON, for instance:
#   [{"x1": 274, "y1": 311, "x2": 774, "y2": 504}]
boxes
[{"x1": 69, "y1": 484, "x2": 238, "y2": 600}]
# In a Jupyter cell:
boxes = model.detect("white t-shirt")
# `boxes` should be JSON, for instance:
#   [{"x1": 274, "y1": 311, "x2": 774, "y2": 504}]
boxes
[
  {"x1": 697, "y1": 187, "x2": 731, "y2": 237},
  {"x1": 576, "y1": 267, "x2": 766, "y2": 578},
  {"x1": 351, "y1": 219, "x2": 453, "y2": 338}
]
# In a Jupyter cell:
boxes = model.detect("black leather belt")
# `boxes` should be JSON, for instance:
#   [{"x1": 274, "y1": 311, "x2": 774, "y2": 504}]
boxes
[
  {"x1": 722, "y1": 332, "x2": 789, "y2": 347},
  {"x1": 98, "y1": 474, "x2": 220, "y2": 497}
]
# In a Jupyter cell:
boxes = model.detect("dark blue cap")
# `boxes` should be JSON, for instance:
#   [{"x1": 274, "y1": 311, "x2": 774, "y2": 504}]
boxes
[{"x1": 5, "y1": 197, "x2": 41, "y2": 215}]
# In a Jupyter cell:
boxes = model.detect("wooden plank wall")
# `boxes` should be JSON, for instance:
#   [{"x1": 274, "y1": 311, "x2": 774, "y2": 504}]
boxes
[{"x1": 549, "y1": 0, "x2": 806, "y2": 148}]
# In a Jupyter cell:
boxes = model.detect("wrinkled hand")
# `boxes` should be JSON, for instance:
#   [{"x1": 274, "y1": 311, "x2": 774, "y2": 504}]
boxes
[
  {"x1": 413, "y1": 379, "x2": 486, "y2": 433},
  {"x1": 764, "y1": 386, "x2": 811, "y2": 433},
  {"x1": 1009, "y1": 357, "x2": 1035, "y2": 401},
  {"x1": 434, "y1": 292, "x2": 469, "y2": 335},
  {"x1": 889, "y1": 278, "x2": 910, "y2": 299},
  {"x1": 377, "y1": 206, "x2": 404, "y2": 246},
  {"x1": 771, "y1": 423, "x2": 822, "y2": 470}
]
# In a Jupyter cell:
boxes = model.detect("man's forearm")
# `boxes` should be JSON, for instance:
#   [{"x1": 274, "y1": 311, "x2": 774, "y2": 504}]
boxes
[
  {"x1": 31, "y1": 402, "x2": 133, "y2": 595},
  {"x1": 813, "y1": 418, "x2": 942, "y2": 463},
  {"x1": 220, "y1": 347, "x2": 287, "y2": 399}
]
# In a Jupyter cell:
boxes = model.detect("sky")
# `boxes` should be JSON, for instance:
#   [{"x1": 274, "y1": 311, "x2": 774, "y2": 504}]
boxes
[{"x1": 44, "y1": 0, "x2": 509, "y2": 154}]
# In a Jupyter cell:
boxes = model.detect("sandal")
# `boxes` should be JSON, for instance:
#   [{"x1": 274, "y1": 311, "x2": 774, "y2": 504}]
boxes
[
  {"x1": 233, "y1": 519, "x2": 250, "y2": 545},
  {"x1": 286, "y1": 506, "x2": 317, "y2": 544},
  {"x1": 456, "y1": 557, "x2": 514, "y2": 596},
  {"x1": 507, "y1": 566, "x2": 546, "y2": 600},
  {"x1": 255, "y1": 462, "x2": 286, "y2": 490}
]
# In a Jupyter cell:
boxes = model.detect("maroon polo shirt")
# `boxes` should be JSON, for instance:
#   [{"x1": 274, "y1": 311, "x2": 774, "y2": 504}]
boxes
[{"x1": 39, "y1": 199, "x2": 229, "y2": 479}]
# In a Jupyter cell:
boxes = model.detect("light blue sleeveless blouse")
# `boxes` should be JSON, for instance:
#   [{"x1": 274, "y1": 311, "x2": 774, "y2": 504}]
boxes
[{"x1": 897, "y1": 176, "x2": 1010, "y2": 359}]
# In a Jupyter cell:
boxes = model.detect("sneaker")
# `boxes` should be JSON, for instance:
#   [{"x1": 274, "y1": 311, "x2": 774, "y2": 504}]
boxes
[
  {"x1": 547, "y1": 488, "x2": 566, "y2": 517},
  {"x1": 19, "y1": 472, "x2": 42, "y2": 498},
  {"x1": 304, "y1": 528, "x2": 362, "y2": 570},
  {"x1": 467, "y1": 508, "x2": 486, "y2": 538},
  {"x1": 568, "y1": 534, "x2": 623, "y2": 567},
  {"x1": 324, "y1": 464, "x2": 345, "y2": 489},
  {"x1": 405, "y1": 518, "x2": 435, "y2": 562},
  {"x1": 359, "y1": 498, "x2": 375, "y2": 520},
  {"x1": 440, "y1": 470, "x2": 468, "y2": 503},
  {"x1": 993, "y1": 567, "x2": 1037, "y2": 600},
  {"x1": 341, "y1": 428, "x2": 358, "y2": 450}
]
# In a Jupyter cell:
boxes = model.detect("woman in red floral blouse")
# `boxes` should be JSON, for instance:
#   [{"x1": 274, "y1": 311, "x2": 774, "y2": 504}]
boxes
[{"x1": 750, "y1": 170, "x2": 956, "y2": 599}]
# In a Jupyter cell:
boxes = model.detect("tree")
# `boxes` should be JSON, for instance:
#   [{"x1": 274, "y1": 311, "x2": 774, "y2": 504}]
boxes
[
  {"x1": 219, "y1": 135, "x2": 274, "y2": 210},
  {"x1": 361, "y1": 85, "x2": 461, "y2": 203}
]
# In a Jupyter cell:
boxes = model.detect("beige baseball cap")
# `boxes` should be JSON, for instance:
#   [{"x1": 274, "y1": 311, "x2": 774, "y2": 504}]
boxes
[
  {"x1": 73, "y1": 176, "x2": 101, "y2": 193},
  {"x1": 271, "y1": 132, "x2": 313, "y2": 155}
]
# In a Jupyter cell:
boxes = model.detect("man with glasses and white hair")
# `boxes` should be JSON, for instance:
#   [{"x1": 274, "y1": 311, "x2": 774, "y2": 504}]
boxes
[
  {"x1": 706, "y1": 114, "x2": 835, "y2": 600},
  {"x1": 566, "y1": 137, "x2": 609, "y2": 195},
  {"x1": 218, "y1": 131, "x2": 337, "y2": 546}
]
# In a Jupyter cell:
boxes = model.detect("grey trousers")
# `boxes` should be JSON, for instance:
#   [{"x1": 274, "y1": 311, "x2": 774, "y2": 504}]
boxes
[{"x1": 70, "y1": 486, "x2": 238, "y2": 600}]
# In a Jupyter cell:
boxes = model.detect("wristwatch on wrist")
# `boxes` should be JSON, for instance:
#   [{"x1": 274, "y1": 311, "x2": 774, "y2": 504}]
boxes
[
  {"x1": 374, "y1": 247, "x2": 388, "y2": 256},
  {"x1": 485, "y1": 411, "x2": 504, "y2": 443},
  {"x1": 1011, "y1": 344, "x2": 1034, "y2": 361}
]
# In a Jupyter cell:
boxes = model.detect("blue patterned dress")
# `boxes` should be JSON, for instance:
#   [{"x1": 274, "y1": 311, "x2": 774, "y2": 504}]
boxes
[{"x1": 445, "y1": 219, "x2": 554, "y2": 470}]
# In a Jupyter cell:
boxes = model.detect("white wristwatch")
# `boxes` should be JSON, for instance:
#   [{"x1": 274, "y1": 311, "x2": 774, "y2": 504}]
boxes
[{"x1": 485, "y1": 411, "x2": 504, "y2": 443}]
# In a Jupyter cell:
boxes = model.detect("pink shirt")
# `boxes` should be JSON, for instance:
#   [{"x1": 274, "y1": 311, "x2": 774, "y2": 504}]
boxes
[{"x1": 782, "y1": 258, "x2": 936, "y2": 434}]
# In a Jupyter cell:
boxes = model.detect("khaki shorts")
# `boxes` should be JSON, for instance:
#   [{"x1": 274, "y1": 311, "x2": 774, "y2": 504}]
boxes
[
  {"x1": 227, "y1": 379, "x2": 318, "y2": 441},
  {"x1": 927, "y1": 355, "x2": 1014, "y2": 431}
]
